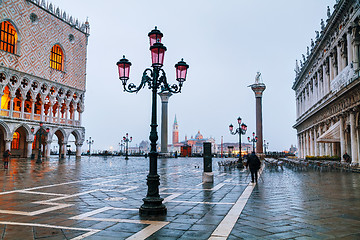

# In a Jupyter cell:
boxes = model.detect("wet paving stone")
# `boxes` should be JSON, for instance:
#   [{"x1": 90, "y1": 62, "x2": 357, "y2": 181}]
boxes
[{"x1": 0, "y1": 156, "x2": 359, "y2": 239}]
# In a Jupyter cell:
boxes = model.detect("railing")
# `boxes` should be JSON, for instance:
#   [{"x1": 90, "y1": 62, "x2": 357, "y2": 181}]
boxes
[
  {"x1": 0, "y1": 109, "x2": 9, "y2": 117},
  {"x1": 13, "y1": 111, "x2": 21, "y2": 118},
  {"x1": 24, "y1": 112, "x2": 31, "y2": 120},
  {"x1": 0, "y1": 109, "x2": 81, "y2": 127},
  {"x1": 34, "y1": 114, "x2": 41, "y2": 121}
]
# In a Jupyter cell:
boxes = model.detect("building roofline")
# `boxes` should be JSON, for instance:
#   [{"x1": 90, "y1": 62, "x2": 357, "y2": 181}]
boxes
[{"x1": 26, "y1": 0, "x2": 90, "y2": 36}]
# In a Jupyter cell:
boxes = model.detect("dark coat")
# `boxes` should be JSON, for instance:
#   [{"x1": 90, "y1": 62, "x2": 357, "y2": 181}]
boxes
[{"x1": 247, "y1": 153, "x2": 261, "y2": 171}]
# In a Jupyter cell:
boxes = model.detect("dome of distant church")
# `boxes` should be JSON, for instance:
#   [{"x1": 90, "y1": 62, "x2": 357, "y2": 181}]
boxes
[{"x1": 195, "y1": 131, "x2": 203, "y2": 140}]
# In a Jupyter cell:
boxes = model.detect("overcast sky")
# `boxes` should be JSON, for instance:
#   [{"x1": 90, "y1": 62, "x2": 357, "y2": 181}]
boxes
[{"x1": 50, "y1": 0, "x2": 334, "y2": 152}]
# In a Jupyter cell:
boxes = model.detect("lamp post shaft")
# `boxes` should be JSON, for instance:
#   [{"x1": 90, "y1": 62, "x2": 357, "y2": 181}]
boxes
[
  {"x1": 140, "y1": 68, "x2": 166, "y2": 216},
  {"x1": 37, "y1": 129, "x2": 42, "y2": 163},
  {"x1": 238, "y1": 124, "x2": 242, "y2": 160}
]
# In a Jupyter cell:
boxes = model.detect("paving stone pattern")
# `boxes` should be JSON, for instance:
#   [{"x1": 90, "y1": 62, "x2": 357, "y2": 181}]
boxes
[{"x1": 0, "y1": 156, "x2": 359, "y2": 239}]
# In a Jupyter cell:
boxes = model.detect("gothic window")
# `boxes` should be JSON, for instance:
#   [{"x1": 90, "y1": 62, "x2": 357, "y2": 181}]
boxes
[
  {"x1": 12, "y1": 132, "x2": 20, "y2": 149},
  {"x1": 13, "y1": 89, "x2": 21, "y2": 112},
  {"x1": 50, "y1": 45, "x2": 63, "y2": 71},
  {"x1": 0, "y1": 21, "x2": 17, "y2": 54},
  {"x1": 1, "y1": 86, "x2": 10, "y2": 110}
]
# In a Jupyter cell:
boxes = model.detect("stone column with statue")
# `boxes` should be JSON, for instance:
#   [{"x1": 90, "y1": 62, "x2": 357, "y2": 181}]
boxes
[{"x1": 249, "y1": 72, "x2": 266, "y2": 154}]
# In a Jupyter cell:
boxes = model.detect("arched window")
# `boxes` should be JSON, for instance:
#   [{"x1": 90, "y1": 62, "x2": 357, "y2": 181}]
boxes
[
  {"x1": 1, "y1": 86, "x2": 10, "y2": 110},
  {"x1": 12, "y1": 132, "x2": 20, "y2": 149},
  {"x1": 50, "y1": 45, "x2": 63, "y2": 71},
  {"x1": 0, "y1": 21, "x2": 17, "y2": 54}
]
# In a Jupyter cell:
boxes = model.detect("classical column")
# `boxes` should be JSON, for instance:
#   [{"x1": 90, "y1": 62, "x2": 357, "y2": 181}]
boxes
[
  {"x1": 158, "y1": 92, "x2": 172, "y2": 154},
  {"x1": 354, "y1": 44, "x2": 359, "y2": 71},
  {"x1": 314, "y1": 128, "x2": 318, "y2": 156},
  {"x1": 20, "y1": 97, "x2": 25, "y2": 119},
  {"x1": 30, "y1": 100, "x2": 35, "y2": 120},
  {"x1": 340, "y1": 116, "x2": 346, "y2": 161},
  {"x1": 60, "y1": 142, "x2": 67, "y2": 158},
  {"x1": 302, "y1": 133, "x2": 306, "y2": 158},
  {"x1": 304, "y1": 131, "x2": 308, "y2": 157},
  {"x1": 322, "y1": 64, "x2": 328, "y2": 95},
  {"x1": 337, "y1": 41, "x2": 343, "y2": 71},
  {"x1": 350, "y1": 111, "x2": 358, "y2": 163},
  {"x1": 57, "y1": 104, "x2": 61, "y2": 123},
  {"x1": 249, "y1": 73, "x2": 266, "y2": 154},
  {"x1": 9, "y1": 96, "x2": 14, "y2": 118},
  {"x1": 40, "y1": 102, "x2": 44, "y2": 122},
  {"x1": 26, "y1": 140, "x2": 33, "y2": 158},
  {"x1": 297, "y1": 134, "x2": 301, "y2": 158},
  {"x1": 318, "y1": 125, "x2": 324, "y2": 156},
  {"x1": 65, "y1": 105, "x2": 69, "y2": 125},
  {"x1": 76, "y1": 143, "x2": 82, "y2": 157},
  {"x1": 49, "y1": 103, "x2": 53, "y2": 123},
  {"x1": 329, "y1": 53, "x2": 334, "y2": 81},
  {"x1": 347, "y1": 29, "x2": 353, "y2": 66},
  {"x1": 308, "y1": 130, "x2": 313, "y2": 156},
  {"x1": 5, "y1": 140, "x2": 11, "y2": 151},
  {"x1": 45, "y1": 140, "x2": 52, "y2": 158}
]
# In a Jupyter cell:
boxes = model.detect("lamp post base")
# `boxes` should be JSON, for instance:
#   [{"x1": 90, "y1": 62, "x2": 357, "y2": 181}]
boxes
[
  {"x1": 237, "y1": 159, "x2": 244, "y2": 168},
  {"x1": 139, "y1": 198, "x2": 167, "y2": 216}
]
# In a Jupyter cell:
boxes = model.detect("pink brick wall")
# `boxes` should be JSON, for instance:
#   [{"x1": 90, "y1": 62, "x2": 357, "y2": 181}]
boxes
[{"x1": 0, "y1": 0, "x2": 88, "y2": 91}]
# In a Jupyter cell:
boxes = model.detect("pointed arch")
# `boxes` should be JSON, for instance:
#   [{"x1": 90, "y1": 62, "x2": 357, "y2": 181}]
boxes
[
  {"x1": 0, "y1": 120, "x2": 11, "y2": 141},
  {"x1": 12, "y1": 123, "x2": 33, "y2": 141},
  {"x1": 69, "y1": 129, "x2": 82, "y2": 145}
]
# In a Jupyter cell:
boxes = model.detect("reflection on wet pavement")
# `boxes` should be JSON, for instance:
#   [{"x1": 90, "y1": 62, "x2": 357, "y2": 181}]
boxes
[{"x1": 0, "y1": 156, "x2": 359, "y2": 239}]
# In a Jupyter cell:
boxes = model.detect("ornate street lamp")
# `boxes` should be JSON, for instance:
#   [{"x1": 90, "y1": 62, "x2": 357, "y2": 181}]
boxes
[
  {"x1": 116, "y1": 27, "x2": 189, "y2": 216},
  {"x1": 123, "y1": 133, "x2": 132, "y2": 160},
  {"x1": 86, "y1": 137, "x2": 94, "y2": 155},
  {"x1": 229, "y1": 117, "x2": 247, "y2": 168},
  {"x1": 31, "y1": 122, "x2": 49, "y2": 163},
  {"x1": 248, "y1": 132, "x2": 258, "y2": 153},
  {"x1": 119, "y1": 140, "x2": 125, "y2": 155}
]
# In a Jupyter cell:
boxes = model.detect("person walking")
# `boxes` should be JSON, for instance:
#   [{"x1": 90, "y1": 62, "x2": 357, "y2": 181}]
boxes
[
  {"x1": 343, "y1": 152, "x2": 351, "y2": 163},
  {"x1": 3, "y1": 149, "x2": 11, "y2": 169},
  {"x1": 247, "y1": 151, "x2": 261, "y2": 183}
]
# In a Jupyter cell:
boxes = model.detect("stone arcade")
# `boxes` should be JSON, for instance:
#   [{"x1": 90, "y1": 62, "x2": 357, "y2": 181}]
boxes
[
  {"x1": 0, "y1": 0, "x2": 89, "y2": 158},
  {"x1": 293, "y1": 0, "x2": 360, "y2": 164}
]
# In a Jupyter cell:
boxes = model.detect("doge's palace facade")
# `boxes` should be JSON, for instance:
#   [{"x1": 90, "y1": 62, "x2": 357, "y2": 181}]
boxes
[
  {"x1": 293, "y1": 0, "x2": 360, "y2": 164},
  {"x1": 0, "y1": 0, "x2": 89, "y2": 158}
]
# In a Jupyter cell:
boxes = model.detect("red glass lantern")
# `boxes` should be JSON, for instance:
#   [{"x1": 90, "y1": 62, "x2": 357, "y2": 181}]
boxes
[
  {"x1": 229, "y1": 124, "x2": 234, "y2": 132},
  {"x1": 31, "y1": 127, "x2": 34, "y2": 133},
  {"x1": 255, "y1": 136, "x2": 258, "y2": 141},
  {"x1": 175, "y1": 59, "x2": 189, "y2": 83},
  {"x1": 237, "y1": 117, "x2": 242, "y2": 125},
  {"x1": 40, "y1": 122, "x2": 43, "y2": 127},
  {"x1": 46, "y1": 128, "x2": 50, "y2": 133},
  {"x1": 248, "y1": 137, "x2": 250, "y2": 141},
  {"x1": 241, "y1": 123, "x2": 247, "y2": 132},
  {"x1": 148, "y1": 26, "x2": 163, "y2": 47},
  {"x1": 252, "y1": 132, "x2": 255, "y2": 136},
  {"x1": 130, "y1": 137, "x2": 132, "y2": 141},
  {"x1": 116, "y1": 56, "x2": 132, "y2": 84},
  {"x1": 150, "y1": 42, "x2": 167, "y2": 68},
  {"x1": 123, "y1": 136, "x2": 126, "y2": 141}
]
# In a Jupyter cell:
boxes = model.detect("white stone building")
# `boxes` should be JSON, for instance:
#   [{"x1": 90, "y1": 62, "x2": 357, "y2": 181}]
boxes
[
  {"x1": 0, "y1": 0, "x2": 89, "y2": 158},
  {"x1": 293, "y1": 0, "x2": 360, "y2": 164}
]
